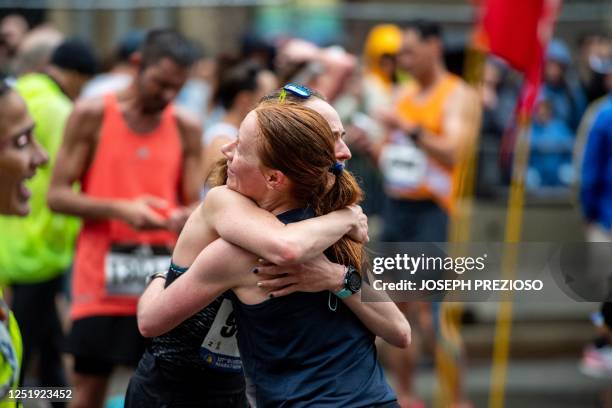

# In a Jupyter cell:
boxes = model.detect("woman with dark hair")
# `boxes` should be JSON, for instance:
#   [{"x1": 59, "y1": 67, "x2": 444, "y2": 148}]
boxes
[
  {"x1": 137, "y1": 102, "x2": 409, "y2": 407},
  {"x1": 0, "y1": 81, "x2": 48, "y2": 405}
]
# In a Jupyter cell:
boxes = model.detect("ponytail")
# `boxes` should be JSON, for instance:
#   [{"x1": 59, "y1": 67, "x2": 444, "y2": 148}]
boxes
[{"x1": 314, "y1": 170, "x2": 366, "y2": 273}]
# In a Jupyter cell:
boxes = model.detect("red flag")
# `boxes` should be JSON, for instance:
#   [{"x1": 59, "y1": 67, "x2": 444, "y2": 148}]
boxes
[
  {"x1": 475, "y1": 0, "x2": 561, "y2": 114},
  {"x1": 474, "y1": 0, "x2": 562, "y2": 167},
  {"x1": 477, "y1": 0, "x2": 544, "y2": 74},
  {"x1": 517, "y1": 0, "x2": 561, "y2": 117}
]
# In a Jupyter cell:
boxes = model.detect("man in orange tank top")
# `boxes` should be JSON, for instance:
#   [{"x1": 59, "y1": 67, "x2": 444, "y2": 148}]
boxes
[
  {"x1": 47, "y1": 29, "x2": 202, "y2": 408},
  {"x1": 373, "y1": 20, "x2": 480, "y2": 408}
]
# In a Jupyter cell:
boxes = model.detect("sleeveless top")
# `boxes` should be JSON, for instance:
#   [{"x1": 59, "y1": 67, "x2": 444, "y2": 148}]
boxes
[
  {"x1": 71, "y1": 94, "x2": 182, "y2": 320},
  {"x1": 231, "y1": 208, "x2": 396, "y2": 407},
  {"x1": 379, "y1": 73, "x2": 461, "y2": 213},
  {"x1": 146, "y1": 263, "x2": 244, "y2": 391}
]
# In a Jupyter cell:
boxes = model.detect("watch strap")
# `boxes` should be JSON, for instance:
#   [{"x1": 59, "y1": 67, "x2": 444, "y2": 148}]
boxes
[
  {"x1": 334, "y1": 265, "x2": 360, "y2": 299},
  {"x1": 334, "y1": 288, "x2": 353, "y2": 299}
]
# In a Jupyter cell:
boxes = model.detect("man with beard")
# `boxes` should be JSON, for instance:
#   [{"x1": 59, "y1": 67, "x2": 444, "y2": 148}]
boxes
[{"x1": 47, "y1": 29, "x2": 202, "y2": 408}]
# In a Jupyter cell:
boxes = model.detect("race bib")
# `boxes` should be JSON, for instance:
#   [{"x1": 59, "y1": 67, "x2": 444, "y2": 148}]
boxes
[
  {"x1": 379, "y1": 136, "x2": 427, "y2": 190},
  {"x1": 200, "y1": 298, "x2": 242, "y2": 373},
  {"x1": 105, "y1": 244, "x2": 172, "y2": 296}
]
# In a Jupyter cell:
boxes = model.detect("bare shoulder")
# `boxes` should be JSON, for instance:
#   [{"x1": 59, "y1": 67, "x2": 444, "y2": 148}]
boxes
[
  {"x1": 204, "y1": 185, "x2": 249, "y2": 208},
  {"x1": 393, "y1": 81, "x2": 418, "y2": 105},
  {"x1": 445, "y1": 80, "x2": 479, "y2": 117},
  {"x1": 203, "y1": 185, "x2": 259, "y2": 215},
  {"x1": 452, "y1": 80, "x2": 478, "y2": 105},
  {"x1": 65, "y1": 96, "x2": 106, "y2": 143},
  {"x1": 72, "y1": 96, "x2": 106, "y2": 123}
]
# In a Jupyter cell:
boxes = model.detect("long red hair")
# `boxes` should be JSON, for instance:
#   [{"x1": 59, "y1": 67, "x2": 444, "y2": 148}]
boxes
[{"x1": 254, "y1": 103, "x2": 365, "y2": 271}]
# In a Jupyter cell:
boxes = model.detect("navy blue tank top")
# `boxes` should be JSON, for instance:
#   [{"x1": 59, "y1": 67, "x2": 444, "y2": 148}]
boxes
[{"x1": 231, "y1": 208, "x2": 397, "y2": 407}]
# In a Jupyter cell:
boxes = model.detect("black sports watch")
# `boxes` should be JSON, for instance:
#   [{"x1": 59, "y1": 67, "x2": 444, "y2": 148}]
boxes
[{"x1": 334, "y1": 265, "x2": 362, "y2": 299}]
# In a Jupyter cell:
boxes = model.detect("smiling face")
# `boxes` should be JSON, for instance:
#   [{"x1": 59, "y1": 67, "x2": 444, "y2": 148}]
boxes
[
  {"x1": 0, "y1": 90, "x2": 48, "y2": 216},
  {"x1": 221, "y1": 110, "x2": 269, "y2": 201}
]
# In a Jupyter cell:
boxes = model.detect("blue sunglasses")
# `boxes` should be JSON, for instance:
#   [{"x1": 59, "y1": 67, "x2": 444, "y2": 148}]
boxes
[{"x1": 279, "y1": 83, "x2": 313, "y2": 102}]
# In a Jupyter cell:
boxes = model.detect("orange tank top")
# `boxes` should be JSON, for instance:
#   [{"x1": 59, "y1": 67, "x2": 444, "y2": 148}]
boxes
[
  {"x1": 71, "y1": 94, "x2": 182, "y2": 319},
  {"x1": 380, "y1": 73, "x2": 461, "y2": 213}
]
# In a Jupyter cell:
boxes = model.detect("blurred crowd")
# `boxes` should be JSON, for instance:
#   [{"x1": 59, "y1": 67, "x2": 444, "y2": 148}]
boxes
[{"x1": 0, "y1": 10, "x2": 611, "y2": 408}]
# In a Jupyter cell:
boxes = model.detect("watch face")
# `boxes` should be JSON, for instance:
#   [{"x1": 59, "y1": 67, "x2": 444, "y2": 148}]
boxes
[{"x1": 347, "y1": 271, "x2": 362, "y2": 292}]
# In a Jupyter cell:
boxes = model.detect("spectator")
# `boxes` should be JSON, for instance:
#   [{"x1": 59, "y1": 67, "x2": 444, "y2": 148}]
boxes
[
  {"x1": 0, "y1": 37, "x2": 97, "y2": 404},
  {"x1": 541, "y1": 39, "x2": 587, "y2": 131},
  {"x1": 578, "y1": 60, "x2": 612, "y2": 396},
  {"x1": 0, "y1": 14, "x2": 28, "y2": 75},
  {"x1": 0, "y1": 79, "x2": 48, "y2": 404},
  {"x1": 527, "y1": 95, "x2": 575, "y2": 189},
  {"x1": 47, "y1": 29, "x2": 201, "y2": 408},
  {"x1": 577, "y1": 31, "x2": 611, "y2": 103},
  {"x1": 336, "y1": 24, "x2": 403, "y2": 216},
  {"x1": 476, "y1": 57, "x2": 520, "y2": 196},
  {"x1": 362, "y1": 24, "x2": 402, "y2": 121},
  {"x1": 580, "y1": 60, "x2": 612, "y2": 242},
  {"x1": 373, "y1": 20, "x2": 480, "y2": 407},
  {"x1": 175, "y1": 43, "x2": 215, "y2": 123},
  {"x1": 202, "y1": 61, "x2": 276, "y2": 183},
  {"x1": 276, "y1": 38, "x2": 356, "y2": 103},
  {"x1": 13, "y1": 24, "x2": 64, "y2": 77},
  {"x1": 81, "y1": 31, "x2": 144, "y2": 98},
  {"x1": 574, "y1": 48, "x2": 612, "y2": 183}
]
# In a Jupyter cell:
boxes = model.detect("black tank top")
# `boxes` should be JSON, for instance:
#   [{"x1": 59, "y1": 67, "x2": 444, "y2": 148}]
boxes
[
  {"x1": 232, "y1": 208, "x2": 397, "y2": 407},
  {"x1": 146, "y1": 263, "x2": 244, "y2": 390}
]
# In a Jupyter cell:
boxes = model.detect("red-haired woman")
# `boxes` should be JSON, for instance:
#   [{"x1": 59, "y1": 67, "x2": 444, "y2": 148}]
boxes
[{"x1": 134, "y1": 103, "x2": 410, "y2": 407}]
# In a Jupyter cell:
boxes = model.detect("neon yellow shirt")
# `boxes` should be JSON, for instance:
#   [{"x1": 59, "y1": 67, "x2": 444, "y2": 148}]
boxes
[{"x1": 0, "y1": 74, "x2": 81, "y2": 284}]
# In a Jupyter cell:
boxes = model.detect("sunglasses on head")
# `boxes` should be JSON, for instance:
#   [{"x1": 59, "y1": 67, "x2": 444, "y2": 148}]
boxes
[{"x1": 278, "y1": 83, "x2": 313, "y2": 102}]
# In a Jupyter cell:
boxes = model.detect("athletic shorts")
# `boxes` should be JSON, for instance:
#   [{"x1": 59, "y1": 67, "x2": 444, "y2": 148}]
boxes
[
  {"x1": 66, "y1": 316, "x2": 145, "y2": 376},
  {"x1": 125, "y1": 351, "x2": 247, "y2": 408},
  {"x1": 381, "y1": 197, "x2": 448, "y2": 242}
]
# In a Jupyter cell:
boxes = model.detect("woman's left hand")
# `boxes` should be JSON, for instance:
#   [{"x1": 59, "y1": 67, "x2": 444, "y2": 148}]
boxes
[{"x1": 254, "y1": 255, "x2": 345, "y2": 298}]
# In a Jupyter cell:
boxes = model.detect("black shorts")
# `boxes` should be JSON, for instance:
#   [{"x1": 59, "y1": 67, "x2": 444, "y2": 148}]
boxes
[
  {"x1": 66, "y1": 316, "x2": 145, "y2": 376},
  {"x1": 125, "y1": 351, "x2": 247, "y2": 408}
]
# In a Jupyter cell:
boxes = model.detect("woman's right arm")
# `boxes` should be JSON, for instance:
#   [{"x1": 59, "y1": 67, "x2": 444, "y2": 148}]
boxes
[
  {"x1": 203, "y1": 186, "x2": 368, "y2": 265},
  {"x1": 138, "y1": 237, "x2": 257, "y2": 337}
]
